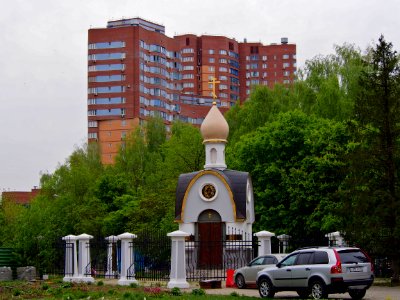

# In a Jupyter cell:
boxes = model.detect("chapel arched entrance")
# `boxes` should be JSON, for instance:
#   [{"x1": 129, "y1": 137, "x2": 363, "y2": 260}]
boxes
[{"x1": 197, "y1": 209, "x2": 223, "y2": 267}]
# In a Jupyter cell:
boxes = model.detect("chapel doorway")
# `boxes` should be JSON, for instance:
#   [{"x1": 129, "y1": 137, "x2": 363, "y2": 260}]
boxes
[{"x1": 197, "y1": 209, "x2": 223, "y2": 268}]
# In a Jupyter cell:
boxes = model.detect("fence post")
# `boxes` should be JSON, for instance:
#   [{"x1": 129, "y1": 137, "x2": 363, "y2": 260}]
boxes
[
  {"x1": 277, "y1": 234, "x2": 291, "y2": 253},
  {"x1": 62, "y1": 235, "x2": 77, "y2": 282},
  {"x1": 105, "y1": 235, "x2": 118, "y2": 278},
  {"x1": 117, "y1": 232, "x2": 137, "y2": 286},
  {"x1": 76, "y1": 233, "x2": 95, "y2": 283},
  {"x1": 255, "y1": 231, "x2": 275, "y2": 255},
  {"x1": 167, "y1": 230, "x2": 190, "y2": 289}
]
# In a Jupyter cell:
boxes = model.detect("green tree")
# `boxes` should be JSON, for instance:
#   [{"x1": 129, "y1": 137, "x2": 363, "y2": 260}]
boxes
[
  {"x1": 228, "y1": 111, "x2": 349, "y2": 245},
  {"x1": 298, "y1": 43, "x2": 364, "y2": 121},
  {"x1": 340, "y1": 36, "x2": 400, "y2": 282}
]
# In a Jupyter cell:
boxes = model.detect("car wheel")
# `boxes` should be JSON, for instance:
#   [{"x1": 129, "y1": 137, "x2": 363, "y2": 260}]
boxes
[
  {"x1": 235, "y1": 274, "x2": 246, "y2": 289},
  {"x1": 310, "y1": 279, "x2": 327, "y2": 299},
  {"x1": 297, "y1": 289, "x2": 310, "y2": 299},
  {"x1": 258, "y1": 277, "x2": 275, "y2": 298},
  {"x1": 348, "y1": 289, "x2": 366, "y2": 300}
]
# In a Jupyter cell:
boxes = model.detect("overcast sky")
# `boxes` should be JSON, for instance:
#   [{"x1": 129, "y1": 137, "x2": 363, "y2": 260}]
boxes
[{"x1": 1, "y1": 0, "x2": 399, "y2": 192}]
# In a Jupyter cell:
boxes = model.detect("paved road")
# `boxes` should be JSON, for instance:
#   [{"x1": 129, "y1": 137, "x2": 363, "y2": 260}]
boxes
[{"x1": 206, "y1": 285, "x2": 400, "y2": 299}]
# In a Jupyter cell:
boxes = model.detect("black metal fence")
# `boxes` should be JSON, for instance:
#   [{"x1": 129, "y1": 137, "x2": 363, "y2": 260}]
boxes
[
  {"x1": 84, "y1": 237, "x2": 109, "y2": 278},
  {"x1": 51, "y1": 230, "x2": 393, "y2": 280},
  {"x1": 186, "y1": 227, "x2": 258, "y2": 281},
  {"x1": 133, "y1": 228, "x2": 171, "y2": 281}
]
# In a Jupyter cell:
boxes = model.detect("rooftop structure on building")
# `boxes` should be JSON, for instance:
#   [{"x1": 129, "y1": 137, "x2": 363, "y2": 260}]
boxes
[
  {"x1": 88, "y1": 17, "x2": 297, "y2": 164},
  {"x1": 1, "y1": 187, "x2": 40, "y2": 206}
]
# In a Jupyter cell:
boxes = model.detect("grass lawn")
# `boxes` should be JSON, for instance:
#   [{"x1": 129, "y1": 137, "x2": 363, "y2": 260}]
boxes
[{"x1": 0, "y1": 278, "x2": 257, "y2": 299}]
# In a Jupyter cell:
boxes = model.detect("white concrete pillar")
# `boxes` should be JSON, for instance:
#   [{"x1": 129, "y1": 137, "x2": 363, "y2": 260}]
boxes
[
  {"x1": 277, "y1": 234, "x2": 291, "y2": 253},
  {"x1": 105, "y1": 235, "x2": 118, "y2": 278},
  {"x1": 167, "y1": 230, "x2": 190, "y2": 289},
  {"x1": 76, "y1": 233, "x2": 95, "y2": 283},
  {"x1": 255, "y1": 231, "x2": 275, "y2": 255},
  {"x1": 62, "y1": 235, "x2": 77, "y2": 282},
  {"x1": 117, "y1": 232, "x2": 137, "y2": 286}
]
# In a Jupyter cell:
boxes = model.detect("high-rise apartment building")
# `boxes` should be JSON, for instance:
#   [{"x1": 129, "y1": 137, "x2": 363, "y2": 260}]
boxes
[{"x1": 88, "y1": 18, "x2": 296, "y2": 164}]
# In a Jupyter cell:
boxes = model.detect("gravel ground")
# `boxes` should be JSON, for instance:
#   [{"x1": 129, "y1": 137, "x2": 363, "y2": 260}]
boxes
[{"x1": 205, "y1": 285, "x2": 400, "y2": 299}]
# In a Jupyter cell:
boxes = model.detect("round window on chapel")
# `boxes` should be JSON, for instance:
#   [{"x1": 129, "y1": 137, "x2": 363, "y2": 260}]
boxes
[{"x1": 201, "y1": 184, "x2": 217, "y2": 201}]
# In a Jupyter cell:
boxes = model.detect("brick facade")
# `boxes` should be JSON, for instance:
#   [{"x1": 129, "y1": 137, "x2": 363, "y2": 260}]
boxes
[{"x1": 88, "y1": 18, "x2": 296, "y2": 164}]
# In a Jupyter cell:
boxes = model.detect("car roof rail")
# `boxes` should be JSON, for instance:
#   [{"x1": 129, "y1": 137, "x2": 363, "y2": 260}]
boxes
[{"x1": 295, "y1": 246, "x2": 325, "y2": 250}]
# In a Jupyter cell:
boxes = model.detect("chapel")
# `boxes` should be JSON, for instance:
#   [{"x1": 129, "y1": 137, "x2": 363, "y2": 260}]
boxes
[{"x1": 175, "y1": 101, "x2": 255, "y2": 266}]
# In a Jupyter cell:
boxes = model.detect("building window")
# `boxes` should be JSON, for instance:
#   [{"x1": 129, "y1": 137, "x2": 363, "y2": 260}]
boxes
[
  {"x1": 219, "y1": 50, "x2": 227, "y2": 55},
  {"x1": 262, "y1": 55, "x2": 267, "y2": 61},
  {"x1": 262, "y1": 63, "x2": 267, "y2": 69},
  {"x1": 88, "y1": 132, "x2": 98, "y2": 139},
  {"x1": 183, "y1": 65, "x2": 194, "y2": 71},
  {"x1": 209, "y1": 66, "x2": 215, "y2": 72},
  {"x1": 283, "y1": 54, "x2": 290, "y2": 59},
  {"x1": 209, "y1": 49, "x2": 214, "y2": 54},
  {"x1": 182, "y1": 74, "x2": 194, "y2": 79},
  {"x1": 182, "y1": 48, "x2": 194, "y2": 53},
  {"x1": 186, "y1": 37, "x2": 190, "y2": 46},
  {"x1": 182, "y1": 57, "x2": 194, "y2": 62},
  {"x1": 283, "y1": 62, "x2": 290, "y2": 68},
  {"x1": 251, "y1": 79, "x2": 259, "y2": 85},
  {"x1": 219, "y1": 58, "x2": 227, "y2": 64},
  {"x1": 89, "y1": 64, "x2": 124, "y2": 72},
  {"x1": 219, "y1": 67, "x2": 228, "y2": 72},
  {"x1": 89, "y1": 53, "x2": 125, "y2": 61},
  {"x1": 183, "y1": 83, "x2": 194, "y2": 88},
  {"x1": 88, "y1": 121, "x2": 98, "y2": 127},
  {"x1": 88, "y1": 41, "x2": 125, "y2": 49}
]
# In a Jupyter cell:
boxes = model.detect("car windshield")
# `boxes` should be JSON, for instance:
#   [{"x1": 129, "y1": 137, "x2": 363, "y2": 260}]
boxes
[{"x1": 338, "y1": 250, "x2": 369, "y2": 264}]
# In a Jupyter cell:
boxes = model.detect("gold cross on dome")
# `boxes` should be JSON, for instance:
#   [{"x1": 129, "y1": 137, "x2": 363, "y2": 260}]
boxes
[{"x1": 208, "y1": 77, "x2": 220, "y2": 100}]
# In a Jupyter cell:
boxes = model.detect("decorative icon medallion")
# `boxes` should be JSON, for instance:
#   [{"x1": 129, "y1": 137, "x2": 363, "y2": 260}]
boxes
[{"x1": 201, "y1": 184, "x2": 216, "y2": 200}]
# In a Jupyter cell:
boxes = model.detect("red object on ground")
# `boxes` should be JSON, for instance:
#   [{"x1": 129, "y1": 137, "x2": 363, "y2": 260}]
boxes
[{"x1": 226, "y1": 269, "x2": 235, "y2": 287}]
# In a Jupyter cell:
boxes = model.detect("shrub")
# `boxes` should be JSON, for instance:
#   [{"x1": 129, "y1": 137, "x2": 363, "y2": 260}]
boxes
[
  {"x1": 129, "y1": 282, "x2": 139, "y2": 288},
  {"x1": 170, "y1": 287, "x2": 182, "y2": 296},
  {"x1": 96, "y1": 280, "x2": 104, "y2": 286},
  {"x1": 230, "y1": 291, "x2": 240, "y2": 297},
  {"x1": 61, "y1": 281, "x2": 73, "y2": 288},
  {"x1": 191, "y1": 288, "x2": 206, "y2": 296}
]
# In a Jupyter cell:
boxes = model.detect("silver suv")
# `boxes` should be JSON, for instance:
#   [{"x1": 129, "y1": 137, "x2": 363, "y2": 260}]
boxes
[{"x1": 256, "y1": 246, "x2": 374, "y2": 299}]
